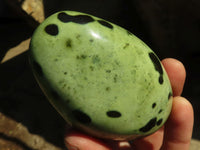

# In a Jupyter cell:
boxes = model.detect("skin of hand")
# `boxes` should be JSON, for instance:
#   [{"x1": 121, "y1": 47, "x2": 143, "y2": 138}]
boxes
[{"x1": 64, "y1": 58, "x2": 194, "y2": 150}]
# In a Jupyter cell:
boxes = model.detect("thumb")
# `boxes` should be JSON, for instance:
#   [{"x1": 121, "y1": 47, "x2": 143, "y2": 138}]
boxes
[{"x1": 64, "y1": 130, "x2": 111, "y2": 150}]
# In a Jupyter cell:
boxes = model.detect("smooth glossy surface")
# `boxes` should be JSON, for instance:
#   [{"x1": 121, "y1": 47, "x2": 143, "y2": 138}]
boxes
[{"x1": 29, "y1": 11, "x2": 173, "y2": 140}]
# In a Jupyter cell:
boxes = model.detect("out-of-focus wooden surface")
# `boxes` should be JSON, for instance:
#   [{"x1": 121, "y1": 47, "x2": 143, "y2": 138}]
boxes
[
  {"x1": 1, "y1": 38, "x2": 30, "y2": 64},
  {"x1": 6, "y1": 0, "x2": 44, "y2": 25},
  {"x1": 0, "y1": 112, "x2": 63, "y2": 150}
]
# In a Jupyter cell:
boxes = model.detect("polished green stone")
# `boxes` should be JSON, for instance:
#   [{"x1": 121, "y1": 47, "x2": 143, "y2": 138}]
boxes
[{"x1": 29, "y1": 11, "x2": 172, "y2": 140}]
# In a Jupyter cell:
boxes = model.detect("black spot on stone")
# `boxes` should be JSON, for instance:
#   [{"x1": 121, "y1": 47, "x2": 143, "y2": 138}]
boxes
[
  {"x1": 168, "y1": 92, "x2": 173, "y2": 100},
  {"x1": 152, "y1": 103, "x2": 156, "y2": 109},
  {"x1": 149, "y1": 52, "x2": 164, "y2": 84},
  {"x1": 157, "y1": 119, "x2": 163, "y2": 126},
  {"x1": 139, "y1": 117, "x2": 157, "y2": 132},
  {"x1": 72, "y1": 110, "x2": 92, "y2": 124},
  {"x1": 97, "y1": 20, "x2": 113, "y2": 29},
  {"x1": 32, "y1": 61, "x2": 43, "y2": 76},
  {"x1": 58, "y1": 12, "x2": 94, "y2": 24},
  {"x1": 107, "y1": 111, "x2": 121, "y2": 118},
  {"x1": 158, "y1": 109, "x2": 163, "y2": 114},
  {"x1": 159, "y1": 76, "x2": 164, "y2": 85},
  {"x1": 45, "y1": 24, "x2": 58, "y2": 36},
  {"x1": 66, "y1": 39, "x2": 72, "y2": 47}
]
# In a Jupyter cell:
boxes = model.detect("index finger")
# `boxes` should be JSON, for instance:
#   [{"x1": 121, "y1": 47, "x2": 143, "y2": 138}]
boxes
[{"x1": 161, "y1": 58, "x2": 186, "y2": 96}]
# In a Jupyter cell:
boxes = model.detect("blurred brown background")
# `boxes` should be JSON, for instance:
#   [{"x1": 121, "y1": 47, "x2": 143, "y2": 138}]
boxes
[{"x1": 0, "y1": 0, "x2": 200, "y2": 149}]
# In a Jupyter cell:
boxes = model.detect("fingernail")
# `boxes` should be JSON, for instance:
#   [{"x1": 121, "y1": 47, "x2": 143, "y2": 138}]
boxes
[{"x1": 65, "y1": 140, "x2": 79, "y2": 150}]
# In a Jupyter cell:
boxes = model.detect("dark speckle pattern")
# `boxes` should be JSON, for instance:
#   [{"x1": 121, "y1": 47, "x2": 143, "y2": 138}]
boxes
[
  {"x1": 66, "y1": 39, "x2": 72, "y2": 47},
  {"x1": 89, "y1": 66, "x2": 94, "y2": 71},
  {"x1": 123, "y1": 43, "x2": 130, "y2": 49},
  {"x1": 106, "y1": 70, "x2": 111, "y2": 73},
  {"x1": 58, "y1": 12, "x2": 94, "y2": 24},
  {"x1": 139, "y1": 117, "x2": 157, "y2": 132},
  {"x1": 149, "y1": 52, "x2": 164, "y2": 84},
  {"x1": 113, "y1": 74, "x2": 118, "y2": 83},
  {"x1": 97, "y1": 20, "x2": 113, "y2": 29},
  {"x1": 107, "y1": 111, "x2": 121, "y2": 118},
  {"x1": 45, "y1": 24, "x2": 58, "y2": 36},
  {"x1": 106, "y1": 87, "x2": 111, "y2": 91},
  {"x1": 72, "y1": 110, "x2": 92, "y2": 124},
  {"x1": 77, "y1": 54, "x2": 87, "y2": 59},
  {"x1": 92, "y1": 55, "x2": 100, "y2": 64}
]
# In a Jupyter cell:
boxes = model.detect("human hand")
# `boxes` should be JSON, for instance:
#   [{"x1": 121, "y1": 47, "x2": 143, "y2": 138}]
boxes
[{"x1": 64, "y1": 58, "x2": 194, "y2": 150}]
